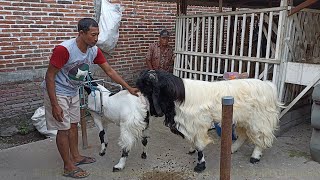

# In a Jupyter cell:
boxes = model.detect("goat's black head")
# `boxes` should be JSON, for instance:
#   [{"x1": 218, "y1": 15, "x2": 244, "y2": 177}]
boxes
[
  {"x1": 136, "y1": 69, "x2": 186, "y2": 138},
  {"x1": 136, "y1": 70, "x2": 164, "y2": 117}
]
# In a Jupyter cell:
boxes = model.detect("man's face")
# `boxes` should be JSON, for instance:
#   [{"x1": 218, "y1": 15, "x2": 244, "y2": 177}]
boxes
[
  {"x1": 159, "y1": 36, "x2": 169, "y2": 47},
  {"x1": 80, "y1": 26, "x2": 99, "y2": 47}
]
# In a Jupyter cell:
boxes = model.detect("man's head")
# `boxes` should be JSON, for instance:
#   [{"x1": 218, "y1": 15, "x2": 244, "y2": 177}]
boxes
[
  {"x1": 77, "y1": 18, "x2": 99, "y2": 47},
  {"x1": 159, "y1": 29, "x2": 170, "y2": 47}
]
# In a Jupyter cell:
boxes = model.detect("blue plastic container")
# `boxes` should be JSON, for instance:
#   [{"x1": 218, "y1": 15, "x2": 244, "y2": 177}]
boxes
[{"x1": 214, "y1": 123, "x2": 237, "y2": 140}]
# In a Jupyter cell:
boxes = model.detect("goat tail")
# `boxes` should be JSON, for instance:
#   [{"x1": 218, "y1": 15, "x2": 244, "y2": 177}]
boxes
[
  {"x1": 247, "y1": 81, "x2": 281, "y2": 149},
  {"x1": 265, "y1": 81, "x2": 285, "y2": 110}
]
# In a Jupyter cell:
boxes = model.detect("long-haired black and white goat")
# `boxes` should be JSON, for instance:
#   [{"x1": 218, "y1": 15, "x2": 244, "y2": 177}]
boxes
[
  {"x1": 136, "y1": 70, "x2": 281, "y2": 172},
  {"x1": 84, "y1": 81, "x2": 150, "y2": 172}
]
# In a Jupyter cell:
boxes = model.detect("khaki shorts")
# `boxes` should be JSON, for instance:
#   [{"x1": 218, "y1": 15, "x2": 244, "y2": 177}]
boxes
[{"x1": 44, "y1": 92, "x2": 80, "y2": 130}]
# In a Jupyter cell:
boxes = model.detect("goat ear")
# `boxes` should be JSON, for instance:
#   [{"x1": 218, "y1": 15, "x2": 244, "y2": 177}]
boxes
[
  {"x1": 147, "y1": 71, "x2": 164, "y2": 116},
  {"x1": 151, "y1": 84, "x2": 164, "y2": 117}
]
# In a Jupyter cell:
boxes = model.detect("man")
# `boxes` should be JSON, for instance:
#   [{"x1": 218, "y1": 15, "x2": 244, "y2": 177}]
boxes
[
  {"x1": 42, "y1": 18, "x2": 139, "y2": 178},
  {"x1": 146, "y1": 29, "x2": 174, "y2": 73}
]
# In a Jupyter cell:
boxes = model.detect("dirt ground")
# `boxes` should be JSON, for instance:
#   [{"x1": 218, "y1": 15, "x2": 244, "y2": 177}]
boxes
[
  {"x1": 0, "y1": 130, "x2": 47, "y2": 150},
  {"x1": 0, "y1": 115, "x2": 97, "y2": 150}
]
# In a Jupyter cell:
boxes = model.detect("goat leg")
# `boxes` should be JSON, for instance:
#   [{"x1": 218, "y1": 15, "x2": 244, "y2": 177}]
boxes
[
  {"x1": 113, "y1": 149, "x2": 129, "y2": 172},
  {"x1": 194, "y1": 151, "x2": 206, "y2": 173},
  {"x1": 98, "y1": 129, "x2": 107, "y2": 156}
]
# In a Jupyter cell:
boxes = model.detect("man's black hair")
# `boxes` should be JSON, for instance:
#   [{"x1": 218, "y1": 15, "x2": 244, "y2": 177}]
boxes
[{"x1": 77, "y1": 18, "x2": 98, "y2": 33}]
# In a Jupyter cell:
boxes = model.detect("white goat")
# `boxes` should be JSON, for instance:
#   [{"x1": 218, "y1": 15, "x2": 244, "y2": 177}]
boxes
[
  {"x1": 136, "y1": 70, "x2": 281, "y2": 172},
  {"x1": 84, "y1": 83, "x2": 150, "y2": 172}
]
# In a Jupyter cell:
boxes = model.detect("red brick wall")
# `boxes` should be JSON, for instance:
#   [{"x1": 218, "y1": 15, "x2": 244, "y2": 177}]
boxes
[
  {"x1": 0, "y1": 0, "x2": 217, "y2": 120},
  {"x1": 0, "y1": 0, "x2": 94, "y2": 72}
]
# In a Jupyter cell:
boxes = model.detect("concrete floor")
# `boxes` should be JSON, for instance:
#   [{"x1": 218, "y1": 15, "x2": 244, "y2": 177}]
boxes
[{"x1": 1, "y1": 117, "x2": 320, "y2": 180}]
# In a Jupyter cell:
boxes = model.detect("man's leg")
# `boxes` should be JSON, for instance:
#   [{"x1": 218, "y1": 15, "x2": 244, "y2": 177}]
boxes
[
  {"x1": 56, "y1": 130, "x2": 72, "y2": 169},
  {"x1": 69, "y1": 122, "x2": 96, "y2": 164},
  {"x1": 44, "y1": 93, "x2": 89, "y2": 177},
  {"x1": 68, "y1": 94, "x2": 96, "y2": 165},
  {"x1": 56, "y1": 129, "x2": 89, "y2": 177},
  {"x1": 69, "y1": 123, "x2": 82, "y2": 162}
]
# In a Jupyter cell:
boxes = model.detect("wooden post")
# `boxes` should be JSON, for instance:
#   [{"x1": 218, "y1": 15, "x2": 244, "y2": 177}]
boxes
[
  {"x1": 288, "y1": 0, "x2": 318, "y2": 16},
  {"x1": 177, "y1": 0, "x2": 187, "y2": 15},
  {"x1": 219, "y1": 0, "x2": 223, "y2": 12},
  {"x1": 79, "y1": 86, "x2": 88, "y2": 149},
  {"x1": 220, "y1": 96, "x2": 234, "y2": 180}
]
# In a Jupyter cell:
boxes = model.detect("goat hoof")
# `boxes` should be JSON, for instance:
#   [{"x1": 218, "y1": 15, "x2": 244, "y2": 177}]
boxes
[
  {"x1": 141, "y1": 152, "x2": 147, "y2": 159},
  {"x1": 113, "y1": 167, "x2": 122, "y2": 172},
  {"x1": 99, "y1": 149, "x2": 106, "y2": 156},
  {"x1": 194, "y1": 162, "x2": 206, "y2": 173},
  {"x1": 250, "y1": 157, "x2": 260, "y2": 164},
  {"x1": 187, "y1": 150, "x2": 196, "y2": 155}
]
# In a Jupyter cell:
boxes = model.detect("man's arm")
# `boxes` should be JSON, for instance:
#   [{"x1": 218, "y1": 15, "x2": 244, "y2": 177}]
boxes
[
  {"x1": 45, "y1": 64, "x2": 64, "y2": 122},
  {"x1": 98, "y1": 62, "x2": 139, "y2": 96}
]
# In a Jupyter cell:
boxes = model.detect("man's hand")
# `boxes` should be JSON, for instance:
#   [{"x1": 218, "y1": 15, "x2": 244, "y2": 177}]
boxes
[
  {"x1": 52, "y1": 104, "x2": 64, "y2": 122},
  {"x1": 128, "y1": 87, "x2": 140, "y2": 97}
]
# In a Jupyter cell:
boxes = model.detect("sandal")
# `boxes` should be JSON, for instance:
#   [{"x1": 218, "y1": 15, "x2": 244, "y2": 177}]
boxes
[
  {"x1": 74, "y1": 156, "x2": 96, "y2": 166},
  {"x1": 63, "y1": 167, "x2": 89, "y2": 179}
]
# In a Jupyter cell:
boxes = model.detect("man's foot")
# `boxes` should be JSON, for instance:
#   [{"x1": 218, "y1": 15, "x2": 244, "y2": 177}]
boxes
[
  {"x1": 63, "y1": 167, "x2": 89, "y2": 178},
  {"x1": 74, "y1": 156, "x2": 96, "y2": 166}
]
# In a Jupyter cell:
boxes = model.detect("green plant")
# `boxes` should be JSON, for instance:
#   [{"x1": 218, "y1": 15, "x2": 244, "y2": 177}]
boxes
[{"x1": 18, "y1": 122, "x2": 30, "y2": 135}]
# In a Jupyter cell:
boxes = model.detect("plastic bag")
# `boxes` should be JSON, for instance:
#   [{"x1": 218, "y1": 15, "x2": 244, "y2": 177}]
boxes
[
  {"x1": 31, "y1": 106, "x2": 57, "y2": 138},
  {"x1": 96, "y1": 0, "x2": 123, "y2": 53}
]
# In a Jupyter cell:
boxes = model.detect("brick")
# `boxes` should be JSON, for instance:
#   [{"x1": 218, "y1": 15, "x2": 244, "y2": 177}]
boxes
[
  {"x1": 5, "y1": 62, "x2": 24, "y2": 67},
  {"x1": 0, "y1": 51, "x2": 14, "y2": 55},
  {"x1": 1, "y1": 46, "x2": 19, "y2": 50},
  {"x1": 12, "y1": 11, "x2": 31, "y2": 16},
  {"x1": 49, "y1": 12, "x2": 64, "y2": 16},
  {"x1": 35, "y1": 65, "x2": 48, "y2": 69},
  {"x1": 0, "y1": 42, "x2": 11, "y2": 46},
  {"x1": 11, "y1": 2, "x2": 31, "y2": 6}
]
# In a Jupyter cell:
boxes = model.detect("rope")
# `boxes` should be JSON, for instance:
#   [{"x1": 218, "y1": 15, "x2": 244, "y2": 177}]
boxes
[{"x1": 86, "y1": 73, "x2": 98, "y2": 113}]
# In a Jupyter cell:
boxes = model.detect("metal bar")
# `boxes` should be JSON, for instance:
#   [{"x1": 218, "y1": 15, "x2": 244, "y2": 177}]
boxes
[
  {"x1": 278, "y1": 0, "x2": 289, "y2": 98},
  {"x1": 213, "y1": 16, "x2": 217, "y2": 76},
  {"x1": 177, "y1": 6, "x2": 287, "y2": 18},
  {"x1": 190, "y1": 17, "x2": 194, "y2": 78},
  {"x1": 247, "y1": 13, "x2": 255, "y2": 74},
  {"x1": 175, "y1": 51, "x2": 281, "y2": 64},
  {"x1": 239, "y1": 13, "x2": 247, "y2": 73},
  {"x1": 231, "y1": 15, "x2": 238, "y2": 72},
  {"x1": 264, "y1": 12, "x2": 273, "y2": 81},
  {"x1": 225, "y1": 15, "x2": 231, "y2": 72},
  {"x1": 195, "y1": 17, "x2": 200, "y2": 79},
  {"x1": 174, "y1": 18, "x2": 179, "y2": 76},
  {"x1": 79, "y1": 86, "x2": 88, "y2": 149},
  {"x1": 220, "y1": 96, "x2": 234, "y2": 180},
  {"x1": 255, "y1": 12, "x2": 264, "y2": 79},
  {"x1": 206, "y1": 16, "x2": 212, "y2": 81},
  {"x1": 181, "y1": 17, "x2": 186, "y2": 78},
  {"x1": 218, "y1": 16, "x2": 224, "y2": 75},
  {"x1": 200, "y1": 16, "x2": 205, "y2": 81},
  {"x1": 280, "y1": 73, "x2": 320, "y2": 118},
  {"x1": 185, "y1": 18, "x2": 190, "y2": 78}
]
